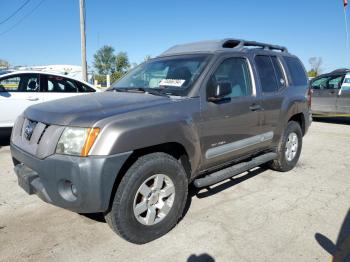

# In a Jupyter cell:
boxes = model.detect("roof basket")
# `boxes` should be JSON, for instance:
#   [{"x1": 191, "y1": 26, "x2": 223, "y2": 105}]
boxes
[{"x1": 222, "y1": 39, "x2": 288, "y2": 53}]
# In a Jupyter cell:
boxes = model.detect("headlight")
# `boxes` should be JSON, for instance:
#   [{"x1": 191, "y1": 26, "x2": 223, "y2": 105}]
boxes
[{"x1": 56, "y1": 127, "x2": 100, "y2": 156}]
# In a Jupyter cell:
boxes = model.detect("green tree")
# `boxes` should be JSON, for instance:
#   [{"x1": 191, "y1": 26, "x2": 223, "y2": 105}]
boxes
[
  {"x1": 115, "y1": 52, "x2": 130, "y2": 73},
  {"x1": 308, "y1": 70, "x2": 317, "y2": 78},
  {"x1": 111, "y1": 71, "x2": 125, "y2": 83},
  {"x1": 308, "y1": 57, "x2": 322, "y2": 76},
  {"x1": 93, "y1": 45, "x2": 116, "y2": 75}
]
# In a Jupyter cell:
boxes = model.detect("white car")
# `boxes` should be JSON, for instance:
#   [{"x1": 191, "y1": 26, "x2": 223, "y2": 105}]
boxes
[
  {"x1": 0, "y1": 71, "x2": 100, "y2": 136},
  {"x1": 342, "y1": 73, "x2": 350, "y2": 91}
]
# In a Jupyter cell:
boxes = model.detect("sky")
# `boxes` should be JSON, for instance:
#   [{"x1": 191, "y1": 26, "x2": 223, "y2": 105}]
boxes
[{"x1": 0, "y1": 0, "x2": 350, "y2": 72}]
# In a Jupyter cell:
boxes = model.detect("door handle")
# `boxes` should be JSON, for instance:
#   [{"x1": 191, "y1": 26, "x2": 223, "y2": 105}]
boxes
[
  {"x1": 26, "y1": 97, "x2": 39, "y2": 101},
  {"x1": 249, "y1": 104, "x2": 263, "y2": 111}
]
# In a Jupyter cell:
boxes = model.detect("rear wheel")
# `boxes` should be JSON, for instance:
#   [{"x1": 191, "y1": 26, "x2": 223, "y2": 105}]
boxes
[
  {"x1": 105, "y1": 152, "x2": 188, "y2": 244},
  {"x1": 268, "y1": 121, "x2": 303, "y2": 172}
]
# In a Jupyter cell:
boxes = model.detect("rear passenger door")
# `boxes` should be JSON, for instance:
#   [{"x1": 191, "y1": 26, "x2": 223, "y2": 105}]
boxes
[
  {"x1": 41, "y1": 74, "x2": 82, "y2": 102},
  {"x1": 337, "y1": 76, "x2": 350, "y2": 114},
  {"x1": 312, "y1": 75, "x2": 342, "y2": 114},
  {"x1": 254, "y1": 55, "x2": 286, "y2": 137}
]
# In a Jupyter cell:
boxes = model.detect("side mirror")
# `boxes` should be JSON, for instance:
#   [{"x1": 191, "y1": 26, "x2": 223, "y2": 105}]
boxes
[{"x1": 207, "y1": 82, "x2": 232, "y2": 102}]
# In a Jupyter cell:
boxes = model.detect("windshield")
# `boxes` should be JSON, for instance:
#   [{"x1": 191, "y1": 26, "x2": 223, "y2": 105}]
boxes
[{"x1": 111, "y1": 55, "x2": 211, "y2": 96}]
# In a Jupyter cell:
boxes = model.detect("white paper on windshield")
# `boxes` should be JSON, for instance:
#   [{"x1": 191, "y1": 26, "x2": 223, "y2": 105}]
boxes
[{"x1": 159, "y1": 79, "x2": 185, "y2": 87}]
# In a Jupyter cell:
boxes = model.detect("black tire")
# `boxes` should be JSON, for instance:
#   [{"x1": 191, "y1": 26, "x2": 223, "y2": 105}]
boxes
[
  {"x1": 105, "y1": 152, "x2": 188, "y2": 244},
  {"x1": 267, "y1": 121, "x2": 303, "y2": 172}
]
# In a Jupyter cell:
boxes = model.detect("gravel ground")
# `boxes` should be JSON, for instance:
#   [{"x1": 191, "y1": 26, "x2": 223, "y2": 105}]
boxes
[{"x1": 0, "y1": 120, "x2": 349, "y2": 262}]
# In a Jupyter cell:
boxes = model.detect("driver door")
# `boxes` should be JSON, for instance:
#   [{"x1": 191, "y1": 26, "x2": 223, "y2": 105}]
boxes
[
  {"x1": 337, "y1": 76, "x2": 350, "y2": 114},
  {"x1": 0, "y1": 74, "x2": 42, "y2": 128},
  {"x1": 199, "y1": 56, "x2": 264, "y2": 170}
]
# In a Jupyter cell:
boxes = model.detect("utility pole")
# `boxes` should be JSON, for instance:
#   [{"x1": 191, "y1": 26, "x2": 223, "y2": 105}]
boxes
[{"x1": 79, "y1": 0, "x2": 87, "y2": 81}]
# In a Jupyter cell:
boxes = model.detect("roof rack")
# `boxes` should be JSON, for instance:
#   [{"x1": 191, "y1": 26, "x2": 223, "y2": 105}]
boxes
[
  {"x1": 221, "y1": 39, "x2": 288, "y2": 53},
  {"x1": 160, "y1": 38, "x2": 288, "y2": 56}
]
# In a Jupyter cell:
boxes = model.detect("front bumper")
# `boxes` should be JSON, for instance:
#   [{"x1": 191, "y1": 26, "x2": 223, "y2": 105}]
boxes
[{"x1": 11, "y1": 144, "x2": 132, "y2": 213}]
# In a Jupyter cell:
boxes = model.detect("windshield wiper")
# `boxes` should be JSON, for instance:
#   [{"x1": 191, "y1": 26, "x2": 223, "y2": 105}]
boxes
[
  {"x1": 108, "y1": 87, "x2": 143, "y2": 93},
  {"x1": 109, "y1": 87, "x2": 170, "y2": 97}
]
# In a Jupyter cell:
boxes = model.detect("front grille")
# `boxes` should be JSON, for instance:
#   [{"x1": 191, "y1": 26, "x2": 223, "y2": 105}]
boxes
[
  {"x1": 37, "y1": 125, "x2": 49, "y2": 144},
  {"x1": 23, "y1": 120, "x2": 38, "y2": 141},
  {"x1": 12, "y1": 116, "x2": 63, "y2": 159},
  {"x1": 21, "y1": 118, "x2": 47, "y2": 145}
]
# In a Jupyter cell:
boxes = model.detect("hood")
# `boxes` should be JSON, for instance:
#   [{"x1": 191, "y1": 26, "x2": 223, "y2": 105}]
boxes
[{"x1": 24, "y1": 92, "x2": 175, "y2": 126}]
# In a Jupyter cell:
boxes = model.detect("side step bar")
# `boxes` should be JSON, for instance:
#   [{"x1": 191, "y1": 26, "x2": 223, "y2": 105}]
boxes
[{"x1": 193, "y1": 152, "x2": 277, "y2": 188}]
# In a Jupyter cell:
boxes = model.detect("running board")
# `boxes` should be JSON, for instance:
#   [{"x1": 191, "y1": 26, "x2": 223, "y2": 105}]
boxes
[{"x1": 193, "y1": 152, "x2": 277, "y2": 188}]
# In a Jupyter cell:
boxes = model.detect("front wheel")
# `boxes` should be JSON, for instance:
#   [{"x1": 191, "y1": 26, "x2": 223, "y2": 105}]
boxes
[
  {"x1": 105, "y1": 152, "x2": 188, "y2": 244},
  {"x1": 268, "y1": 121, "x2": 303, "y2": 172}
]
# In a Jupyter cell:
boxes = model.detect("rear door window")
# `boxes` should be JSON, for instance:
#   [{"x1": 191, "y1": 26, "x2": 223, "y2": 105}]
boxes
[
  {"x1": 75, "y1": 81, "x2": 96, "y2": 92},
  {"x1": 283, "y1": 57, "x2": 308, "y2": 86},
  {"x1": 44, "y1": 75, "x2": 79, "y2": 92},
  {"x1": 271, "y1": 57, "x2": 286, "y2": 89},
  {"x1": 255, "y1": 56, "x2": 279, "y2": 93},
  {"x1": 327, "y1": 76, "x2": 343, "y2": 90}
]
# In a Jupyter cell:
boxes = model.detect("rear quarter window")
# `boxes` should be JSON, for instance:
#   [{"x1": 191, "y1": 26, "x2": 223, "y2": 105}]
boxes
[{"x1": 283, "y1": 57, "x2": 308, "y2": 86}]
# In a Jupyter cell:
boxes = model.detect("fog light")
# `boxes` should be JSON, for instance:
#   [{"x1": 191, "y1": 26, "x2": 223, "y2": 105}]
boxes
[
  {"x1": 58, "y1": 180, "x2": 77, "y2": 202},
  {"x1": 71, "y1": 183, "x2": 78, "y2": 196}
]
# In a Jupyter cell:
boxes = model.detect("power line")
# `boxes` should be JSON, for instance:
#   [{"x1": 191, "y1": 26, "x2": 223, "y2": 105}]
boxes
[
  {"x1": 0, "y1": 0, "x2": 46, "y2": 36},
  {"x1": 0, "y1": 0, "x2": 32, "y2": 25}
]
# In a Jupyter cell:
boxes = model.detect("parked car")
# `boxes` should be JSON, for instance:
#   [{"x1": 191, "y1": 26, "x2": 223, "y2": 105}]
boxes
[
  {"x1": 10, "y1": 39, "x2": 311, "y2": 244},
  {"x1": 0, "y1": 71, "x2": 99, "y2": 138},
  {"x1": 310, "y1": 69, "x2": 350, "y2": 116}
]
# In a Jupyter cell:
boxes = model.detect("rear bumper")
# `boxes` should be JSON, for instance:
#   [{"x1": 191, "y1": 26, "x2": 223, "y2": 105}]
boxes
[
  {"x1": 11, "y1": 144, "x2": 132, "y2": 213},
  {"x1": 304, "y1": 110, "x2": 312, "y2": 135}
]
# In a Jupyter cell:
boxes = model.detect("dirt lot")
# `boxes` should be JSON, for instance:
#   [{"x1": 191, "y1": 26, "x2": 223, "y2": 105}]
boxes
[{"x1": 1, "y1": 120, "x2": 350, "y2": 262}]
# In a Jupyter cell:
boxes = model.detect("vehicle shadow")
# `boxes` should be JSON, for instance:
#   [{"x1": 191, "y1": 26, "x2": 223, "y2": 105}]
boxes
[
  {"x1": 313, "y1": 116, "x2": 350, "y2": 125},
  {"x1": 82, "y1": 167, "x2": 268, "y2": 226},
  {"x1": 187, "y1": 253, "x2": 215, "y2": 262},
  {"x1": 0, "y1": 137, "x2": 10, "y2": 146},
  {"x1": 80, "y1": 212, "x2": 106, "y2": 223},
  {"x1": 0, "y1": 128, "x2": 11, "y2": 146},
  {"x1": 182, "y1": 167, "x2": 267, "y2": 218},
  {"x1": 315, "y1": 209, "x2": 350, "y2": 261}
]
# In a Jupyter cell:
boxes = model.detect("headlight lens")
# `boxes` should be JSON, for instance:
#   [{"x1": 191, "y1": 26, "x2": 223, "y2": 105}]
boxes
[{"x1": 56, "y1": 127, "x2": 100, "y2": 156}]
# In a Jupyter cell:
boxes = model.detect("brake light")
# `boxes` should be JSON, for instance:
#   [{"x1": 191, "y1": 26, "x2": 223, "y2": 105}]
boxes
[{"x1": 307, "y1": 88, "x2": 312, "y2": 108}]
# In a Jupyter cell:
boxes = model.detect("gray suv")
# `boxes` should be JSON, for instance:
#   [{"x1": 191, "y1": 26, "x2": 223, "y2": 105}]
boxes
[{"x1": 10, "y1": 39, "x2": 312, "y2": 244}]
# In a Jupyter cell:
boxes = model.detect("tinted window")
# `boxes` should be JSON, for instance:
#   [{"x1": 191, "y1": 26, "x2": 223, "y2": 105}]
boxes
[
  {"x1": 284, "y1": 57, "x2": 308, "y2": 86},
  {"x1": 327, "y1": 76, "x2": 343, "y2": 89},
  {"x1": 271, "y1": 57, "x2": 286, "y2": 89},
  {"x1": 255, "y1": 56, "x2": 278, "y2": 93},
  {"x1": 209, "y1": 57, "x2": 252, "y2": 98},
  {"x1": 45, "y1": 75, "x2": 78, "y2": 92},
  {"x1": 0, "y1": 74, "x2": 39, "y2": 92},
  {"x1": 76, "y1": 81, "x2": 96, "y2": 92},
  {"x1": 311, "y1": 77, "x2": 330, "y2": 90}
]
